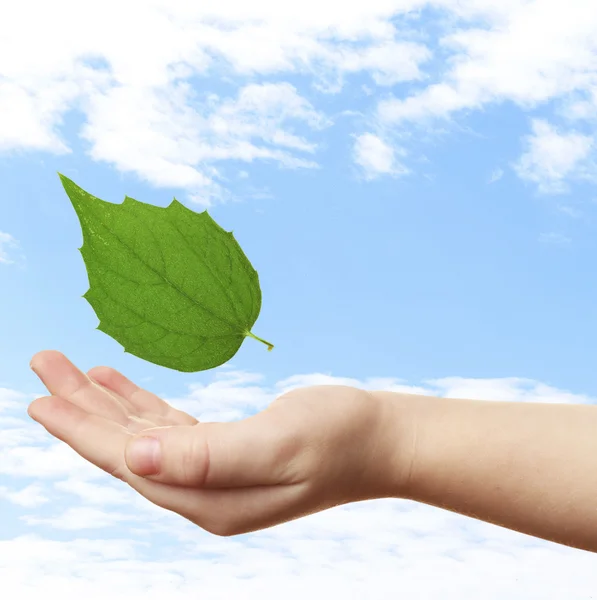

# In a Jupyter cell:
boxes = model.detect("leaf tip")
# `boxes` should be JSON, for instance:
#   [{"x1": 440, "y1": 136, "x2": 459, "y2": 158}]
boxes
[{"x1": 57, "y1": 172, "x2": 78, "y2": 191}]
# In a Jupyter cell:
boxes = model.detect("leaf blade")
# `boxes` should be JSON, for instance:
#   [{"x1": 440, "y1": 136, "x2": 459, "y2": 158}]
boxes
[{"x1": 60, "y1": 174, "x2": 271, "y2": 372}]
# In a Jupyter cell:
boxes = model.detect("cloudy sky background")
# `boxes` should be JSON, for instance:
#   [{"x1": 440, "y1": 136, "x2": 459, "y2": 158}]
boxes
[{"x1": 2, "y1": 0, "x2": 597, "y2": 597}]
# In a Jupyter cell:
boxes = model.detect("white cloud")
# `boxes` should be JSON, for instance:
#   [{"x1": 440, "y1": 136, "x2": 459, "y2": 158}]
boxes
[
  {"x1": 561, "y1": 86, "x2": 597, "y2": 123},
  {"x1": 556, "y1": 204, "x2": 582, "y2": 218},
  {"x1": 82, "y1": 81, "x2": 326, "y2": 205},
  {"x1": 0, "y1": 387, "x2": 27, "y2": 411},
  {"x1": 429, "y1": 376, "x2": 587, "y2": 403},
  {"x1": 3, "y1": 1, "x2": 597, "y2": 195},
  {"x1": 374, "y1": 0, "x2": 597, "y2": 193},
  {"x1": 1, "y1": 371, "x2": 596, "y2": 598},
  {"x1": 488, "y1": 167, "x2": 503, "y2": 183},
  {"x1": 0, "y1": 484, "x2": 48, "y2": 508},
  {"x1": 0, "y1": 438, "x2": 107, "y2": 480},
  {"x1": 539, "y1": 232, "x2": 572, "y2": 246},
  {"x1": 319, "y1": 40, "x2": 432, "y2": 92},
  {"x1": 0, "y1": 232, "x2": 19, "y2": 265},
  {"x1": 22, "y1": 506, "x2": 145, "y2": 530},
  {"x1": 353, "y1": 133, "x2": 408, "y2": 179},
  {"x1": 0, "y1": 0, "x2": 431, "y2": 202},
  {"x1": 378, "y1": 0, "x2": 597, "y2": 123},
  {"x1": 54, "y1": 479, "x2": 134, "y2": 506},
  {"x1": 514, "y1": 119, "x2": 595, "y2": 194},
  {"x1": 163, "y1": 369, "x2": 273, "y2": 422}
]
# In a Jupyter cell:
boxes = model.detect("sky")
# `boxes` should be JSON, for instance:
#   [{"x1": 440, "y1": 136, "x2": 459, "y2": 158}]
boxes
[{"x1": 1, "y1": 0, "x2": 597, "y2": 597}]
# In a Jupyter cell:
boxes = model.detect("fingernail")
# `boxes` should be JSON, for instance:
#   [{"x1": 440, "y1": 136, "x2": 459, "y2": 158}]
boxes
[{"x1": 126, "y1": 436, "x2": 161, "y2": 476}]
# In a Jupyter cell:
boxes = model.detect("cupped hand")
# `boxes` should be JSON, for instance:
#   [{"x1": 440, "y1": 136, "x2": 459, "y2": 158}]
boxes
[{"x1": 28, "y1": 351, "x2": 411, "y2": 536}]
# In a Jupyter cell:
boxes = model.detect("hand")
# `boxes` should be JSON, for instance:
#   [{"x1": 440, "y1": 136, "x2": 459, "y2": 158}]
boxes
[{"x1": 27, "y1": 351, "x2": 412, "y2": 536}]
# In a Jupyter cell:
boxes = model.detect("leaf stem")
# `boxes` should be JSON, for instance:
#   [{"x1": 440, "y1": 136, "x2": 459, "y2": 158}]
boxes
[{"x1": 246, "y1": 331, "x2": 274, "y2": 351}]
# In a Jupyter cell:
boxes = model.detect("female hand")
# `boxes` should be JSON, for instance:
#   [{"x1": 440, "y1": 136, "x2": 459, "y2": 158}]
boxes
[{"x1": 28, "y1": 351, "x2": 412, "y2": 536}]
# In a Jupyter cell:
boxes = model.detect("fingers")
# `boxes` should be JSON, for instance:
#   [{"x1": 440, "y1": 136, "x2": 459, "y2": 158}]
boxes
[
  {"x1": 30, "y1": 351, "x2": 130, "y2": 426},
  {"x1": 26, "y1": 390, "x2": 315, "y2": 537},
  {"x1": 27, "y1": 395, "x2": 130, "y2": 479},
  {"x1": 87, "y1": 365, "x2": 198, "y2": 426},
  {"x1": 125, "y1": 411, "x2": 305, "y2": 489},
  {"x1": 30, "y1": 351, "x2": 196, "y2": 432},
  {"x1": 27, "y1": 395, "x2": 312, "y2": 536}
]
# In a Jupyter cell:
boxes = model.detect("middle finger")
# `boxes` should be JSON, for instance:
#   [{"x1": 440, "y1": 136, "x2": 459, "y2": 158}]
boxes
[{"x1": 88, "y1": 365, "x2": 198, "y2": 426}]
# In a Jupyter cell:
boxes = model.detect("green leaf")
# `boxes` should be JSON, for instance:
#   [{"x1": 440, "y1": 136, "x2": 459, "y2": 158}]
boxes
[{"x1": 59, "y1": 173, "x2": 273, "y2": 372}]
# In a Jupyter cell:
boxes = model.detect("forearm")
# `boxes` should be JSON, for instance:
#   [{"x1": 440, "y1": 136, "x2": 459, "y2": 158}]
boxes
[{"x1": 378, "y1": 391, "x2": 597, "y2": 553}]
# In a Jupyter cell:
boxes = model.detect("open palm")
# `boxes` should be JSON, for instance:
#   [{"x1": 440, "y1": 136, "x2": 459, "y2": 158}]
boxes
[
  {"x1": 27, "y1": 351, "x2": 245, "y2": 532},
  {"x1": 29, "y1": 350, "x2": 398, "y2": 535}
]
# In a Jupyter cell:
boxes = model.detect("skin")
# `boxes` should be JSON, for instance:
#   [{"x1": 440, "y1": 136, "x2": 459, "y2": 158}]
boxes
[{"x1": 27, "y1": 350, "x2": 597, "y2": 552}]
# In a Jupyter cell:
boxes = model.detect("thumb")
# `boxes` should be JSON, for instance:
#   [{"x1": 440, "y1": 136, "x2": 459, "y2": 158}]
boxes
[{"x1": 124, "y1": 416, "x2": 300, "y2": 488}]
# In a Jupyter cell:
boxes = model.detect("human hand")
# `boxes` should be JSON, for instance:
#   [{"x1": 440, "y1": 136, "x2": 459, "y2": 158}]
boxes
[{"x1": 28, "y1": 351, "x2": 413, "y2": 536}]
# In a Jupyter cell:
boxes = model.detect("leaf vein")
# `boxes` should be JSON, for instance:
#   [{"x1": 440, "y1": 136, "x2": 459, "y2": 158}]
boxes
[{"x1": 91, "y1": 218, "x2": 240, "y2": 332}]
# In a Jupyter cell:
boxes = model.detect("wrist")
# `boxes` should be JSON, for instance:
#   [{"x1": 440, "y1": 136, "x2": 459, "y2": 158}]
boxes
[{"x1": 369, "y1": 390, "x2": 431, "y2": 500}]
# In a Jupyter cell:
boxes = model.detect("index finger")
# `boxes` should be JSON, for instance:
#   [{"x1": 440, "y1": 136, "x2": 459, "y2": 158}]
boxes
[{"x1": 30, "y1": 350, "x2": 131, "y2": 426}]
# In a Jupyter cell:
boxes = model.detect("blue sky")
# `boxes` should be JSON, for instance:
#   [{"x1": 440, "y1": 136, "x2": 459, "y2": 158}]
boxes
[{"x1": 2, "y1": 0, "x2": 597, "y2": 597}]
